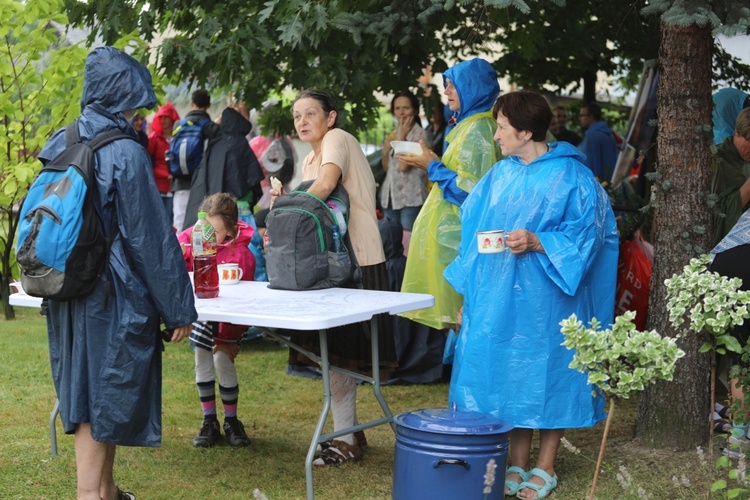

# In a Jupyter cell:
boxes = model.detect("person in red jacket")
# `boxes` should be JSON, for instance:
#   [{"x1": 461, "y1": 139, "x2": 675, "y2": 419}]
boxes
[
  {"x1": 148, "y1": 102, "x2": 180, "y2": 223},
  {"x1": 178, "y1": 193, "x2": 257, "y2": 447}
]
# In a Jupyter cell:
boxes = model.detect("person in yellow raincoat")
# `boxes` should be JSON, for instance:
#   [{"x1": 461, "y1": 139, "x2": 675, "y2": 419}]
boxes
[{"x1": 397, "y1": 58, "x2": 502, "y2": 330}]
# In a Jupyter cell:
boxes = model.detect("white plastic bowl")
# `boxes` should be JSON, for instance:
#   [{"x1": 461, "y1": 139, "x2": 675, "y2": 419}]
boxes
[{"x1": 391, "y1": 141, "x2": 423, "y2": 156}]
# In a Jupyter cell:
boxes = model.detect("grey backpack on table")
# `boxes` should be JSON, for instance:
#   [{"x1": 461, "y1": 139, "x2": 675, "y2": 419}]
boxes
[{"x1": 265, "y1": 180, "x2": 360, "y2": 290}]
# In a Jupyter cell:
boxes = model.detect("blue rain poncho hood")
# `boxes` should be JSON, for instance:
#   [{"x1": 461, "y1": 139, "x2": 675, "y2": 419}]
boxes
[
  {"x1": 713, "y1": 88, "x2": 750, "y2": 145},
  {"x1": 443, "y1": 58, "x2": 500, "y2": 124},
  {"x1": 41, "y1": 47, "x2": 196, "y2": 447},
  {"x1": 444, "y1": 141, "x2": 618, "y2": 427}
]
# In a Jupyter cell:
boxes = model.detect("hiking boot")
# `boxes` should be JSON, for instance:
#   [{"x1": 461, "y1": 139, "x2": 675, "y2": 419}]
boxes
[
  {"x1": 192, "y1": 418, "x2": 221, "y2": 448},
  {"x1": 223, "y1": 417, "x2": 251, "y2": 447}
]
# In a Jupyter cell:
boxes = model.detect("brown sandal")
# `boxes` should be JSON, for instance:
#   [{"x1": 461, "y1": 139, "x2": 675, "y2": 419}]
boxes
[
  {"x1": 312, "y1": 439, "x2": 363, "y2": 466},
  {"x1": 316, "y1": 430, "x2": 367, "y2": 453}
]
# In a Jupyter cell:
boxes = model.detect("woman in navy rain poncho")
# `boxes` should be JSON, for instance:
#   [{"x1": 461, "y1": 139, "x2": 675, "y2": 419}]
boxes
[
  {"x1": 40, "y1": 47, "x2": 197, "y2": 499},
  {"x1": 444, "y1": 91, "x2": 618, "y2": 499}
]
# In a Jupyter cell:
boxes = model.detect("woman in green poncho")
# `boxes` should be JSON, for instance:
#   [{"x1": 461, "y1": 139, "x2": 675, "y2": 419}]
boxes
[{"x1": 398, "y1": 58, "x2": 502, "y2": 330}]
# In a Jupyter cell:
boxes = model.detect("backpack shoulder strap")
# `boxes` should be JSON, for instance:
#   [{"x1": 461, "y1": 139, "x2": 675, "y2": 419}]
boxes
[
  {"x1": 86, "y1": 130, "x2": 136, "y2": 151},
  {"x1": 64, "y1": 118, "x2": 81, "y2": 147}
]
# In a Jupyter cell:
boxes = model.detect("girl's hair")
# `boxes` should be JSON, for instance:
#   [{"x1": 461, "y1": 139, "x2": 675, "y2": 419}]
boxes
[
  {"x1": 199, "y1": 193, "x2": 238, "y2": 237},
  {"x1": 390, "y1": 90, "x2": 420, "y2": 118},
  {"x1": 293, "y1": 89, "x2": 339, "y2": 128},
  {"x1": 492, "y1": 90, "x2": 552, "y2": 143}
]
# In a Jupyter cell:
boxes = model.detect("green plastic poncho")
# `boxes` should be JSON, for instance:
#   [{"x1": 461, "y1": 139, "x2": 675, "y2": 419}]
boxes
[{"x1": 401, "y1": 58, "x2": 501, "y2": 330}]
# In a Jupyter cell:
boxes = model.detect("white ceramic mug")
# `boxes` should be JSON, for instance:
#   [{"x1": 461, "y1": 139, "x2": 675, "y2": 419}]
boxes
[
  {"x1": 477, "y1": 230, "x2": 506, "y2": 254},
  {"x1": 218, "y1": 263, "x2": 243, "y2": 284}
]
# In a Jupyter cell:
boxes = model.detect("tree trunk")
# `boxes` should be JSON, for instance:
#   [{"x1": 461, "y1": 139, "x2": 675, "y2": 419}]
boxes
[
  {"x1": 1, "y1": 271, "x2": 14, "y2": 320},
  {"x1": 582, "y1": 69, "x2": 597, "y2": 103},
  {"x1": 1, "y1": 212, "x2": 17, "y2": 320},
  {"x1": 635, "y1": 21, "x2": 713, "y2": 449}
]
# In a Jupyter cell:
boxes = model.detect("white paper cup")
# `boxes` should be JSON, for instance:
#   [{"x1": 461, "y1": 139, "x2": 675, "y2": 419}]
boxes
[
  {"x1": 218, "y1": 263, "x2": 243, "y2": 284},
  {"x1": 477, "y1": 230, "x2": 506, "y2": 254}
]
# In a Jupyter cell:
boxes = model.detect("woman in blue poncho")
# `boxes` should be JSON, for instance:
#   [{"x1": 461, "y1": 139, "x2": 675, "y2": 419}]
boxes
[{"x1": 444, "y1": 91, "x2": 618, "y2": 498}]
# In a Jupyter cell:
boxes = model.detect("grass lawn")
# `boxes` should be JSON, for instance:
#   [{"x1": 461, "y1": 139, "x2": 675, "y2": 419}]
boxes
[{"x1": 0, "y1": 307, "x2": 739, "y2": 499}]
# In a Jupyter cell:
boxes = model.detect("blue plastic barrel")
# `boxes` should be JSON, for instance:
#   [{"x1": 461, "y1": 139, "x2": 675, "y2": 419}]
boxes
[{"x1": 393, "y1": 407, "x2": 512, "y2": 500}]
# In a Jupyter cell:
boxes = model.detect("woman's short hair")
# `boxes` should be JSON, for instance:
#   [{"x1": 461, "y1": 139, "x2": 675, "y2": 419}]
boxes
[
  {"x1": 736, "y1": 107, "x2": 750, "y2": 140},
  {"x1": 293, "y1": 90, "x2": 339, "y2": 128},
  {"x1": 200, "y1": 193, "x2": 238, "y2": 237},
  {"x1": 390, "y1": 91, "x2": 420, "y2": 118},
  {"x1": 493, "y1": 91, "x2": 552, "y2": 142}
]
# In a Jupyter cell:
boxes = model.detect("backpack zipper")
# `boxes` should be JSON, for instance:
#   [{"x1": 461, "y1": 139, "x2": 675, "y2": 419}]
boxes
[
  {"x1": 26, "y1": 206, "x2": 62, "y2": 224},
  {"x1": 298, "y1": 191, "x2": 343, "y2": 226}
]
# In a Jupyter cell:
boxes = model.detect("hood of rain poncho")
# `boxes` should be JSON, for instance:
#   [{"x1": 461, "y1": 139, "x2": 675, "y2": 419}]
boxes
[
  {"x1": 151, "y1": 102, "x2": 180, "y2": 137},
  {"x1": 443, "y1": 58, "x2": 499, "y2": 125},
  {"x1": 39, "y1": 47, "x2": 197, "y2": 447},
  {"x1": 713, "y1": 88, "x2": 750, "y2": 145},
  {"x1": 443, "y1": 141, "x2": 618, "y2": 427},
  {"x1": 399, "y1": 61, "x2": 501, "y2": 330},
  {"x1": 81, "y1": 46, "x2": 157, "y2": 114},
  {"x1": 220, "y1": 106, "x2": 253, "y2": 136}
]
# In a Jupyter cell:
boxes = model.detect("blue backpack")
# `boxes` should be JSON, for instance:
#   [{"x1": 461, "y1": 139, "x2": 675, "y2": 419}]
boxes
[
  {"x1": 16, "y1": 120, "x2": 133, "y2": 301},
  {"x1": 168, "y1": 116, "x2": 209, "y2": 178}
]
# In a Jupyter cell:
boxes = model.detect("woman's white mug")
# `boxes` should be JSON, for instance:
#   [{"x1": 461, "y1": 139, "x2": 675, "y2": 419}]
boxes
[
  {"x1": 218, "y1": 263, "x2": 243, "y2": 284},
  {"x1": 477, "y1": 230, "x2": 506, "y2": 253}
]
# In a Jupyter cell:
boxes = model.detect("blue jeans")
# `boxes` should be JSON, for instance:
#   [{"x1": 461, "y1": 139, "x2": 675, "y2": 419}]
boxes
[{"x1": 384, "y1": 205, "x2": 422, "y2": 231}]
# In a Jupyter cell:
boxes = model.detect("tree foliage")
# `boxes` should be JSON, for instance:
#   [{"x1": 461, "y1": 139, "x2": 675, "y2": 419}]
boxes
[
  {"x1": 65, "y1": 0, "x2": 750, "y2": 135},
  {"x1": 0, "y1": 0, "x2": 87, "y2": 319},
  {"x1": 477, "y1": 0, "x2": 660, "y2": 102},
  {"x1": 0, "y1": 0, "x2": 158, "y2": 320}
]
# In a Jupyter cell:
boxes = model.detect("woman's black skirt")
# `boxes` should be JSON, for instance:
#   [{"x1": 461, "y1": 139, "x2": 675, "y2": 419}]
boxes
[{"x1": 286, "y1": 262, "x2": 398, "y2": 375}]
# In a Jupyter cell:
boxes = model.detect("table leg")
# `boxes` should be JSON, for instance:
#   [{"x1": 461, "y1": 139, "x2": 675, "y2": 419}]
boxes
[
  {"x1": 370, "y1": 317, "x2": 395, "y2": 430},
  {"x1": 305, "y1": 328, "x2": 330, "y2": 500},
  {"x1": 50, "y1": 399, "x2": 60, "y2": 456}
]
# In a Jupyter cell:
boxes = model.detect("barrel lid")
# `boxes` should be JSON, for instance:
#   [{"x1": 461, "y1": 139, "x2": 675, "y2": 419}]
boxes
[{"x1": 395, "y1": 407, "x2": 513, "y2": 435}]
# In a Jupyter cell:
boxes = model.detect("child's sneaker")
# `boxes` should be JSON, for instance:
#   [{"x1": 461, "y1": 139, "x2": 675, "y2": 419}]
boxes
[
  {"x1": 193, "y1": 418, "x2": 221, "y2": 448},
  {"x1": 223, "y1": 417, "x2": 251, "y2": 447}
]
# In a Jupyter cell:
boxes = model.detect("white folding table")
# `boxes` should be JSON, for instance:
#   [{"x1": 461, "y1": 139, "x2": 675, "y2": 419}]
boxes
[{"x1": 11, "y1": 281, "x2": 434, "y2": 500}]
